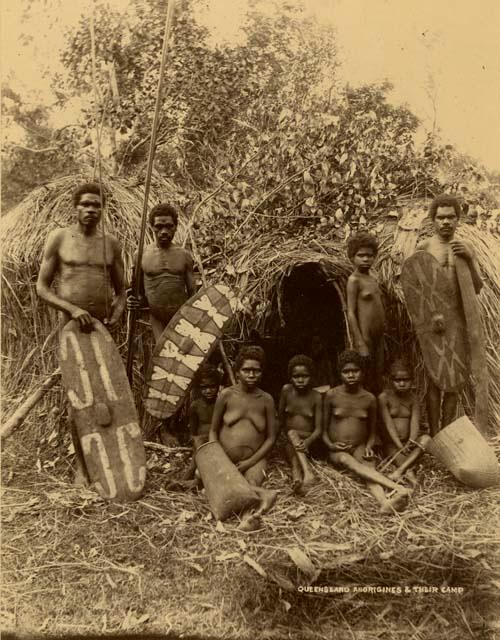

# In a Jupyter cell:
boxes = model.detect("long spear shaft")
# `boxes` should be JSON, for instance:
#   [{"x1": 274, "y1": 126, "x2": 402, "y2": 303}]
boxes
[{"x1": 126, "y1": 0, "x2": 177, "y2": 380}]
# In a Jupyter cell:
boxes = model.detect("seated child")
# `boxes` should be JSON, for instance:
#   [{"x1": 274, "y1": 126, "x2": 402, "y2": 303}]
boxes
[
  {"x1": 183, "y1": 364, "x2": 221, "y2": 480},
  {"x1": 346, "y1": 231, "x2": 385, "y2": 393},
  {"x1": 323, "y1": 350, "x2": 411, "y2": 514},
  {"x1": 279, "y1": 355, "x2": 322, "y2": 493},
  {"x1": 378, "y1": 359, "x2": 429, "y2": 485},
  {"x1": 209, "y1": 345, "x2": 278, "y2": 512}
]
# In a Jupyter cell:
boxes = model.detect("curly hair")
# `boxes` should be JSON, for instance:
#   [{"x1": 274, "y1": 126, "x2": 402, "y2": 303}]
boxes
[
  {"x1": 288, "y1": 354, "x2": 314, "y2": 378},
  {"x1": 388, "y1": 358, "x2": 411, "y2": 377},
  {"x1": 338, "y1": 349, "x2": 365, "y2": 372},
  {"x1": 346, "y1": 231, "x2": 378, "y2": 260},
  {"x1": 149, "y1": 202, "x2": 179, "y2": 226},
  {"x1": 429, "y1": 194, "x2": 461, "y2": 220},
  {"x1": 72, "y1": 182, "x2": 106, "y2": 207},
  {"x1": 235, "y1": 345, "x2": 265, "y2": 371},
  {"x1": 194, "y1": 364, "x2": 221, "y2": 387}
]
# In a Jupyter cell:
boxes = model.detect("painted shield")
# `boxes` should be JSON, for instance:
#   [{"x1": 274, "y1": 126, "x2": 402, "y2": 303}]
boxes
[
  {"x1": 144, "y1": 283, "x2": 237, "y2": 419},
  {"x1": 401, "y1": 251, "x2": 468, "y2": 392},
  {"x1": 59, "y1": 319, "x2": 146, "y2": 501}
]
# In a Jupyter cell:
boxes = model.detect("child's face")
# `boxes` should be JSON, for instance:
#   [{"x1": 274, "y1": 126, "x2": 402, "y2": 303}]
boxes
[
  {"x1": 291, "y1": 365, "x2": 311, "y2": 392},
  {"x1": 200, "y1": 379, "x2": 218, "y2": 402},
  {"x1": 352, "y1": 247, "x2": 375, "y2": 272},
  {"x1": 391, "y1": 370, "x2": 412, "y2": 394},
  {"x1": 237, "y1": 359, "x2": 262, "y2": 389},
  {"x1": 340, "y1": 362, "x2": 362, "y2": 387}
]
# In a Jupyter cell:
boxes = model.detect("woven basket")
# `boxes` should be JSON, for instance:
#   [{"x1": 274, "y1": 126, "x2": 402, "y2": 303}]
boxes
[
  {"x1": 426, "y1": 416, "x2": 500, "y2": 488},
  {"x1": 195, "y1": 441, "x2": 260, "y2": 521}
]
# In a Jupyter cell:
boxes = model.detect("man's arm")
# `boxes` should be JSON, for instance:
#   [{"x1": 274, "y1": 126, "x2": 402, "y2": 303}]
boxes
[
  {"x1": 346, "y1": 276, "x2": 368, "y2": 356},
  {"x1": 36, "y1": 230, "x2": 92, "y2": 329},
  {"x1": 185, "y1": 251, "x2": 196, "y2": 297},
  {"x1": 107, "y1": 236, "x2": 126, "y2": 326},
  {"x1": 451, "y1": 240, "x2": 483, "y2": 294},
  {"x1": 236, "y1": 394, "x2": 277, "y2": 472}
]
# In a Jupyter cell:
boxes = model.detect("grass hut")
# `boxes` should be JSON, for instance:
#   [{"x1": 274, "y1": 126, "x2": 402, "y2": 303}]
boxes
[{"x1": 216, "y1": 202, "x2": 500, "y2": 428}]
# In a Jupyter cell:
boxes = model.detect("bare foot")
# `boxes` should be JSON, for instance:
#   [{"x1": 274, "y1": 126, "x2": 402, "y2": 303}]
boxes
[
  {"x1": 380, "y1": 488, "x2": 411, "y2": 514},
  {"x1": 254, "y1": 488, "x2": 278, "y2": 515},
  {"x1": 238, "y1": 514, "x2": 262, "y2": 532}
]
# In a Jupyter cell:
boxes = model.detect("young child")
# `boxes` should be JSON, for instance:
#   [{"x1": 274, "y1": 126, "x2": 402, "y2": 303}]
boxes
[
  {"x1": 183, "y1": 364, "x2": 221, "y2": 480},
  {"x1": 323, "y1": 350, "x2": 410, "y2": 514},
  {"x1": 279, "y1": 355, "x2": 322, "y2": 493},
  {"x1": 209, "y1": 345, "x2": 278, "y2": 512},
  {"x1": 346, "y1": 231, "x2": 385, "y2": 393},
  {"x1": 378, "y1": 359, "x2": 423, "y2": 486}
]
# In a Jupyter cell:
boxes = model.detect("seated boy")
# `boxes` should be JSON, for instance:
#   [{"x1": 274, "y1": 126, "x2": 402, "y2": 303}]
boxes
[
  {"x1": 183, "y1": 364, "x2": 221, "y2": 481},
  {"x1": 279, "y1": 355, "x2": 322, "y2": 493},
  {"x1": 209, "y1": 345, "x2": 277, "y2": 513},
  {"x1": 346, "y1": 231, "x2": 385, "y2": 393},
  {"x1": 323, "y1": 350, "x2": 411, "y2": 514},
  {"x1": 378, "y1": 359, "x2": 429, "y2": 485}
]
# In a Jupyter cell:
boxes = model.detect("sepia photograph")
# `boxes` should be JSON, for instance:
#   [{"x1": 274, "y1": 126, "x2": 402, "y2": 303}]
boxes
[{"x1": 1, "y1": 0, "x2": 499, "y2": 637}]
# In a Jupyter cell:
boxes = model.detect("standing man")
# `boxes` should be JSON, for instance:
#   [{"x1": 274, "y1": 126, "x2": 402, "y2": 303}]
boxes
[
  {"x1": 36, "y1": 182, "x2": 127, "y2": 482},
  {"x1": 416, "y1": 194, "x2": 482, "y2": 435},
  {"x1": 127, "y1": 203, "x2": 196, "y2": 443}
]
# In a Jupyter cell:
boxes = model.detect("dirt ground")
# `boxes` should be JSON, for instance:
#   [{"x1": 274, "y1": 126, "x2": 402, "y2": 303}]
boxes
[{"x1": 1, "y1": 415, "x2": 499, "y2": 639}]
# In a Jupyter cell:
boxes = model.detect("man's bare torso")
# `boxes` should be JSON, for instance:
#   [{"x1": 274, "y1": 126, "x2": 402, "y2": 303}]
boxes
[{"x1": 56, "y1": 226, "x2": 114, "y2": 322}]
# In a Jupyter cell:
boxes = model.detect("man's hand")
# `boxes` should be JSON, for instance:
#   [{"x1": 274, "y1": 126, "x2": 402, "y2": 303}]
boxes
[
  {"x1": 71, "y1": 308, "x2": 94, "y2": 332},
  {"x1": 450, "y1": 240, "x2": 473, "y2": 261},
  {"x1": 126, "y1": 290, "x2": 143, "y2": 311}
]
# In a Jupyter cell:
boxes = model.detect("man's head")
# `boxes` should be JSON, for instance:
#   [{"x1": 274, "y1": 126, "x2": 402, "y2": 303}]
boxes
[
  {"x1": 429, "y1": 194, "x2": 461, "y2": 240},
  {"x1": 235, "y1": 345, "x2": 265, "y2": 390},
  {"x1": 149, "y1": 203, "x2": 179, "y2": 248},
  {"x1": 347, "y1": 232, "x2": 379, "y2": 272},
  {"x1": 72, "y1": 182, "x2": 105, "y2": 229}
]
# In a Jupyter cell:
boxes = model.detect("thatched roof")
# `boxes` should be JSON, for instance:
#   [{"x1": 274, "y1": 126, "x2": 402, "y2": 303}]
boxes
[{"x1": 0, "y1": 171, "x2": 188, "y2": 274}]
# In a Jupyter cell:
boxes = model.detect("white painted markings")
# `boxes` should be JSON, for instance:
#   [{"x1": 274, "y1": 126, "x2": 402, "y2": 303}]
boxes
[
  {"x1": 158, "y1": 341, "x2": 204, "y2": 371},
  {"x1": 193, "y1": 294, "x2": 228, "y2": 328}
]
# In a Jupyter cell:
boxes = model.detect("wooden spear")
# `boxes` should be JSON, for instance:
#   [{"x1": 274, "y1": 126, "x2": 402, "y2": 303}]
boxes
[
  {"x1": 126, "y1": 0, "x2": 177, "y2": 380},
  {"x1": 1, "y1": 370, "x2": 61, "y2": 442}
]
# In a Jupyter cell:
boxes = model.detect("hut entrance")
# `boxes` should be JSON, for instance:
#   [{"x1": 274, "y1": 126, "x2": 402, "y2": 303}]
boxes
[{"x1": 261, "y1": 262, "x2": 347, "y2": 398}]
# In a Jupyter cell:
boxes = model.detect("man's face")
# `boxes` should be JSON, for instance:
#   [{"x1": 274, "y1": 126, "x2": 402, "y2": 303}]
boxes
[
  {"x1": 76, "y1": 193, "x2": 102, "y2": 228},
  {"x1": 152, "y1": 215, "x2": 177, "y2": 248},
  {"x1": 434, "y1": 206, "x2": 458, "y2": 240},
  {"x1": 353, "y1": 247, "x2": 375, "y2": 273},
  {"x1": 237, "y1": 359, "x2": 262, "y2": 390}
]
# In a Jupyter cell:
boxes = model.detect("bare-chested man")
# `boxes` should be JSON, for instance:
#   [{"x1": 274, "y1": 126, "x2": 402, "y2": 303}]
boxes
[
  {"x1": 128, "y1": 203, "x2": 195, "y2": 341},
  {"x1": 36, "y1": 182, "x2": 126, "y2": 482},
  {"x1": 346, "y1": 231, "x2": 385, "y2": 393},
  {"x1": 416, "y1": 194, "x2": 482, "y2": 435}
]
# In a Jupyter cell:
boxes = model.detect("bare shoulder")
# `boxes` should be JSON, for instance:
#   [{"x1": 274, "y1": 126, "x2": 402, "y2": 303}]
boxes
[
  {"x1": 347, "y1": 272, "x2": 359, "y2": 285},
  {"x1": 326, "y1": 385, "x2": 343, "y2": 400},
  {"x1": 416, "y1": 237, "x2": 430, "y2": 251},
  {"x1": 281, "y1": 383, "x2": 293, "y2": 396},
  {"x1": 362, "y1": 389, "x2": 377, "y2": 406},
  {"x1": 378, "y1": 389, "x2": 388, "y2": 402},
  {"x1": 43, "y1": 227, "x2": 66, "y2": 252},
  {"x1": 260, "y1": 390, "x2": 274, "y2": 404}
]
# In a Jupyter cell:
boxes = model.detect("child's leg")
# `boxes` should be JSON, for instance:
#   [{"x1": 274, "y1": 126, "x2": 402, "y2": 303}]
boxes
[
  {"x1": 284, "y1": 440, "x2": 303, "y2": 488},
  {"x1": 287, "y1": 430, "x2": 315, "y2": 490},
  {"x1": 384, "y1": 443, "x2": 417, "y2": 485},
  {"x1": 244, "y1": 458, "x2": 277, "y2": 515},
  {"x1": 351, "y1": 445, "x2": 409, "y2": 513},
  {"x1": 389, "y1": 435, "x2": 431, "y2": 483},
  {"x1": 426, "y1": 382, "x2": 442, "y2": 436},
  {"x1": 329, "y1": 448, "x2": 408, "y2": 493},
  {"x1": 183, "y1": 435, "x2": 208, "y2": 480}
]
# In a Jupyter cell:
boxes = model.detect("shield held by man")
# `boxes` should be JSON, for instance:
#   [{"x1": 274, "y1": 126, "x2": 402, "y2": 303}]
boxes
[
  {"x1": 401, "y1": 251, "x2": 469, "y2": 392},
  {"x1": 144, "y1": 283, "x2": 237, "y2": 419}
]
